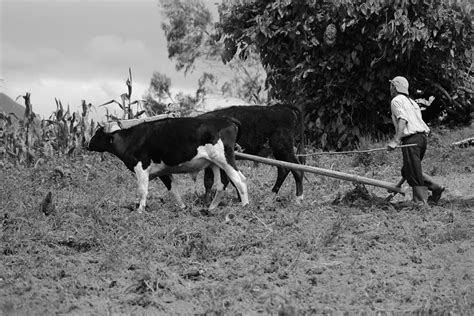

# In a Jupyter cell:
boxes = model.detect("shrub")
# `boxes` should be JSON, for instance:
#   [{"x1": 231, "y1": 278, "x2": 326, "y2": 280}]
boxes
[{"x1": 217, "y1": 0, "x2": 472, "y2": 149}]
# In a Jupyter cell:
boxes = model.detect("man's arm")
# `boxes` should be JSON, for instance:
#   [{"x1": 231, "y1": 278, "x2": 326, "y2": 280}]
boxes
[{"x1": 387, "y1": 118, "x2": 407, "y2": 150}]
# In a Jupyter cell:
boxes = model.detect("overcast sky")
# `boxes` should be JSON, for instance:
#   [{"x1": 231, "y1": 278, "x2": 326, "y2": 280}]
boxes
[{"x1": 0, "y1": 0, "x2": 222, "y2": 118}]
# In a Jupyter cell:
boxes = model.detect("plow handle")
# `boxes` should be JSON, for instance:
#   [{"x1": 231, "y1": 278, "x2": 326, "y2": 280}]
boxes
[{"x1": 235, "y1": 152, "x2": 406, "y2": 194}]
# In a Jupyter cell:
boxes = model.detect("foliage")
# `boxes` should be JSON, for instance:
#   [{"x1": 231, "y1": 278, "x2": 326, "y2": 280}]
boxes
[
  {"x1": 150, "y1": 72, "x2": 173, "y2": 100},
  {"x1": 218, "y1": 54, "x2": 268, "y2": 104},
  {"x1": 45, "y1": 99, "x2": 94, "y2": 155},
  {"x1": 100, "y1": 68, "x2": 146, "y2": 120},
  {"x1": 142, "y1": 72, "x2": 172, "y2": 115},
  {"x1": 1, "y1": 94, "x2": 95, "y2": 167},
  {"x1": 159, "y1": 0, "x2": 268, "y2": 104},
  {"x1": 143, "y1": 71, "x2": 217, "y2": 116},
  {"x1": 160, "y1": 0, "x2": 214, "y2": 74},
  {"x1": 142, "y1": 93, "x2": 167, "y2": 117},
  {"x1": 217, "y1": 0, "x2": 472, "y2": 149}
]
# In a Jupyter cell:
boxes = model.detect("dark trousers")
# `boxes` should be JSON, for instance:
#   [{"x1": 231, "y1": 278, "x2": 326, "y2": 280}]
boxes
[{"x1": 400, "y1": 133, "x2": 427, "y2": 187}]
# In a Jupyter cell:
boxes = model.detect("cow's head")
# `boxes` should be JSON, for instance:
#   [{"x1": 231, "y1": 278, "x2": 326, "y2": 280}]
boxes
[{"x1": 87, "y1": 125, "x2": 113, "y2": 152}]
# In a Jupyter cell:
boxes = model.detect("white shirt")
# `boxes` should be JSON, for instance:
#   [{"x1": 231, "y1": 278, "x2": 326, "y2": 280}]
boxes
[{"x1": 391, "y1": 94, "x2": 430, "y2": 137}]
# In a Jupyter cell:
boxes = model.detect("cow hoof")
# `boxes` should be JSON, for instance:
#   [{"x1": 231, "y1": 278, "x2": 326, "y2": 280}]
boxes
[
  {"x1": 295, "y1": 195, "x2": 304, "y2": 205},
  {"x1": 135, "y1": 203, "x2": 145, "y2": 213}
]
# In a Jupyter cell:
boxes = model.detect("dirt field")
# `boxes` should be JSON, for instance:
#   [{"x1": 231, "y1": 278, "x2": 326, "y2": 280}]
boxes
[{"x1": 1, "y1": 126, "x2": 473, "y2": 314}]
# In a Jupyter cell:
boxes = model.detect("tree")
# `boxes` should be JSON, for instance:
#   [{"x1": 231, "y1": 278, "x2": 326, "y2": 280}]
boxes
[
  {"x1": 159, "y1": 0, "x2": 268, "y2": 104},
  {"x1": 142, "y1": 72, "x2": 171, "y2": 115},
  {"x1": 142, "y1": 92, "x2": 167, "y2": 116},
  {"x1": 143, "y1": 70, "x2": 215, "y2": 116},
  {"x1": 217, "y1": 0, "x2": 472, "y2": 149}
]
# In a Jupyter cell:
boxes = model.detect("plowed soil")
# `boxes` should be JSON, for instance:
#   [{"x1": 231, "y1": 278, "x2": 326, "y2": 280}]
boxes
[{"x1": 1, "y1": 126, "x2": 473, "y2": 314}]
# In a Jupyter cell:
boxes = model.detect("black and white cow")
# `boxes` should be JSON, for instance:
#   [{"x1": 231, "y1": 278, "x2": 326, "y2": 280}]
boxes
[
  {"x1": 87, "y1": 117, "x2": 249, "y2": 212},
  {"x1": 199, "y1": 104, "x2": 304, "y2": 202}
]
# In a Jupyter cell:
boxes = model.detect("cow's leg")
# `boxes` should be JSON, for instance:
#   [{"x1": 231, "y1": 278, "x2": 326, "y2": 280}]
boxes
[
  {"x1": 218, "y1": 165, "x2": 248, "y2": 206},
  {"x1": 217, "y1": 168, "x2": 243, "y2": 202},
  {"x1": 160, "y1": 175, "x2": 186, "y2": 209},
  {"x1": 272, "y1": 166, "x2": 290, "y2": 194},
  {"x1": 270, "y1": 130, "x2": 304, "y2": 202},
  {"x1": 220, "y1": 169, "x2": 230, "y2": 190},
  {"x1": 289, "y1": 163, "x2": 304, "y2": 203},
  {"x1": 208, "y1": 164, "x2": 224, "y2": 210},
  {"x1": 203, "y1": 167, "x2": 214, "y2": 203},
  {"x1": 205, "y1": 140, "x2": 249, "y2": 207},
  {"x1": 273, "y1": 163, "x2": 304, "y2": 203},
  {"x1": 205, "y1": 167, "x2": 233, "y2": 205},
  {"x1": 134, "y1": 162, "x2": 150, "y2": 213},
  {"x1": 222, "y1": 145, "x2": 249, "y2": 206},
  {"x1": 189, "y1": 171, "x2": 200, "y2": 198}
]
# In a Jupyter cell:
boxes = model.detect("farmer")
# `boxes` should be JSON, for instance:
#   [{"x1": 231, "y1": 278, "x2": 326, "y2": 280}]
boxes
[{"x1": 387, "y1": 76, "x2": 445, "y2": 205}]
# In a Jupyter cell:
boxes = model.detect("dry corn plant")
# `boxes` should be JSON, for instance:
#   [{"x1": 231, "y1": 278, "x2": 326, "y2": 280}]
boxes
[
  {"x1": 45, "y1": 98, "x2": 96, "y2": 156},
  {"x1": 99, "y1": 68, "x2": 146, "y2": 120},
  {"x1": 0, "y1": 112, "x2": 26, "y2": 166},
  {"x1": 1, "y1": 93, "x2": 95, "y2": 167},
  {"x1": 0, "y1": 92, "x2": 43, "y2": 166}
]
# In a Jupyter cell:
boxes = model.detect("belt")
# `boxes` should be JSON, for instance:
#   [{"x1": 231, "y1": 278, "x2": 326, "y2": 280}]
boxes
[
  {"x1": 405, "y1": 131, "x2": 426, "y2": 137},
  {"x1": 401, "y1": 132, "x2": 426, "y2": 141}
]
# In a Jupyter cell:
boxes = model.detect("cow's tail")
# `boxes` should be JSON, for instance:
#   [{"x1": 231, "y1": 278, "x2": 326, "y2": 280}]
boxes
[
  {"x1": 227, "y1": 116, "x2": 242, "y2": 143},
  {"x1": 288, "y1": 104, "x2": 302, "y2": 125},
  {"x1": 293, "y1": 105, "x2": 306, "y2": 164},
  {"x1": 280, "y1": 103, "x2": 305, "y2": 163},
  {"x1": 276, "y1": 103, "x2": 301, "y2": 125}
]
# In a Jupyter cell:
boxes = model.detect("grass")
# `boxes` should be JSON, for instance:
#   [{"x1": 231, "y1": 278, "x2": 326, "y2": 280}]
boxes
[{"x1": 1, "y1": 125, "x2": 473, "y2": 314}]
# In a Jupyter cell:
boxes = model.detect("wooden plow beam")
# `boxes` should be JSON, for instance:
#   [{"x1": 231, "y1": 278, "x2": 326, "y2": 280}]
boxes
[{"x1": 235, "y1": 152, "x2": 406, "y2": 194}]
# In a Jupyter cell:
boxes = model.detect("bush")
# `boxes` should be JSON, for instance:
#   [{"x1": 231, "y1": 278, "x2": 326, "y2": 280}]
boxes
[{"x1": 217, "y1": 0, "x2": 472, "y2": 149}]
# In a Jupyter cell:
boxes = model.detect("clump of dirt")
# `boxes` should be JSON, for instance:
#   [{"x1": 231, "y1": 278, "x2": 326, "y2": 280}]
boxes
[
  {"x1": 332, "y1": 183, "x2": 372, "y2": 205},
  {"x1": 57, "y1": 237, "x2": 98, "y2": 253}
]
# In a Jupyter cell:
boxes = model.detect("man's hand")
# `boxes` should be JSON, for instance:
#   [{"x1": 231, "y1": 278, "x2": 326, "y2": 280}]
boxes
[{"x1": 387, "y1": 140, "x2": 399, "y2": 151}]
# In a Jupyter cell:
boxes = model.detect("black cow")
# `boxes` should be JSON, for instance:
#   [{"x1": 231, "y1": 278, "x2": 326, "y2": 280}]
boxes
[
  {"x1": 87, "y1": 117, "x2": 249, "y2": 212},
  {"x1": 199, "y1": 105, "x2": 304, "y2": 202}
]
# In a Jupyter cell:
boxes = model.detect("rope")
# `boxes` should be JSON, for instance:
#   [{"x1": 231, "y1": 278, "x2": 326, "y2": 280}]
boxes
[{"x1": 297, "y1": 144, "x2": 417, "y2": 157}]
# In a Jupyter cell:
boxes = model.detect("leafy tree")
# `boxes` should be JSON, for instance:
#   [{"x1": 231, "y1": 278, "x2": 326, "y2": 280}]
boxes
[
  {"x1": 160, "y1": 0, "x2": 213, "y2": 74},
  {"x1": 159, "y1": 0, "x2": 268, "y2": 104},
  {"x1": 142, "y1": 72, "x2": 171, "y2": 115},
  {"x1": 143, "y1": 70, "x2": 217, "y2": 116},
  {"x1": 149, "y1": 72, "x2": 173, "y2": 100},
  {"x1": 142, "y1": 92, "x2": 167, "y2": 116},
  {"x1": 217, "y1": 0, "x2": 472, "y2": 149}
]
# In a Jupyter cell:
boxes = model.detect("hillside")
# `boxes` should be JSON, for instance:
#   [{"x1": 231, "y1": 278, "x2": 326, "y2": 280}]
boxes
[{"x1": 0, "y1": 92, "x2": 25, "y2": 118}]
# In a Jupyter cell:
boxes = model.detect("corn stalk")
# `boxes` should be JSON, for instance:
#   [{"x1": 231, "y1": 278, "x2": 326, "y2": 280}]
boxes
[
  {"x1": 1, "y1": 93, "x2": 96, "y2": 166},
  {"x1": 99, "y1": 68, "x2": 146, "y2": 120}
]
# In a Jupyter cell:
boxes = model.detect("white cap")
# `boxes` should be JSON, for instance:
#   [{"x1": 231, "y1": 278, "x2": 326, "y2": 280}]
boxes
[{"x1": 389, "y1": 76, "x2": 409, "y2": 94}]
